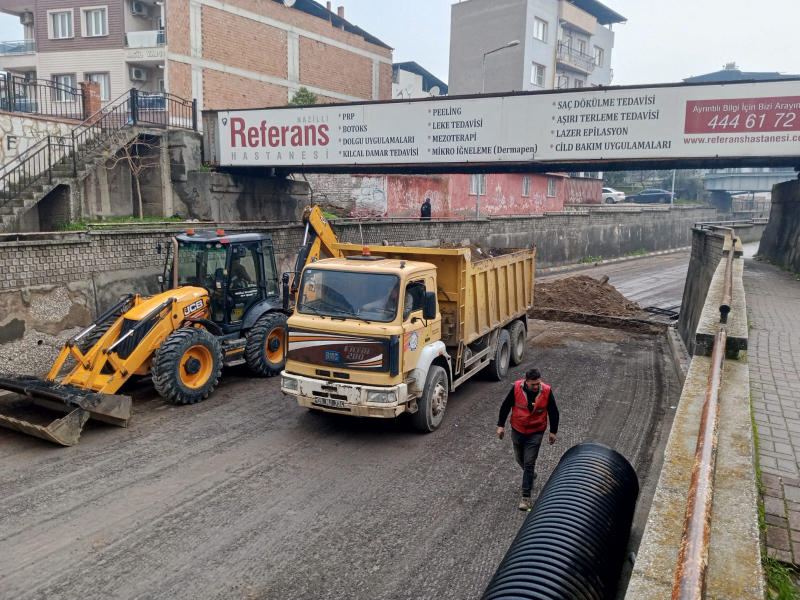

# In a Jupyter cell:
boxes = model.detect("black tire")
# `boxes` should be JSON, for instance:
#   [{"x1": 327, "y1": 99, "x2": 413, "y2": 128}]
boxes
[
  {"x1": 78, "y1": 320, "x2": 113, "y2": 354},
  {"x1": 412, "y1": 365, "x2": 449, "y2": 432},
  {"x1": 659, "y1": 196, "x2": 668, "y2": 204},
  {"x1": 152, "y1": 327, "x2": 223, "y2": 405},
  {"x1": 244, "y1": 312, "x2": 288, "y2": 376},
  {"x1": 508, "y1": 321, "x2": 526, "y2": 366},
  {"x1": 605, "y1": 197, "x2": 615, "y2": 204},
  {"x1": 488, "y1": 328, "x2": 511, "y2": 381}
]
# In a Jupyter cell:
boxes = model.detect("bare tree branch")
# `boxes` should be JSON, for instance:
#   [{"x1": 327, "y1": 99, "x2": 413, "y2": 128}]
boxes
[{"x1": 101, "y1": 132, "x2": 161, "y2": 218}]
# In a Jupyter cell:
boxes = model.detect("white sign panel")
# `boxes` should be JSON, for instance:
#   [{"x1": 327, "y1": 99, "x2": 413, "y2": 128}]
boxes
[{"x1": 208, "y1": 80, "x2": 800, "y2": 168}]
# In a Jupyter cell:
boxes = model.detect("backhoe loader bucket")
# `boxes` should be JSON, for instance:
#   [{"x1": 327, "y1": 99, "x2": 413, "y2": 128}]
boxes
[{"x1": 0, "y1": 376, "x2": 132, "y2": 446}]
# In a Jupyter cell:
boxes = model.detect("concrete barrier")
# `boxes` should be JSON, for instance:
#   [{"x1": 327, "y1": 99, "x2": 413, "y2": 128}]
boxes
[{"x1": 759, "y1": 179, "x2": 800, "y2": 272}]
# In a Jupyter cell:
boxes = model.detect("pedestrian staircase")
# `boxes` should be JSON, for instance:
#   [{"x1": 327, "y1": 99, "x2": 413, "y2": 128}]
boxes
[{"x1": 0, "y1": 89, "x2": 197, "y2": 233}]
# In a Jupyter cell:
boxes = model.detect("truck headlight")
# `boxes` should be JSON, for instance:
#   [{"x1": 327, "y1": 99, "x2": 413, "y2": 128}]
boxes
[
  {"x1": 367, "y1": 391, "x2": 396, "y2": 404},
  {"x1": 282, "y1": 377, "x2": 299, "y2": 391}
]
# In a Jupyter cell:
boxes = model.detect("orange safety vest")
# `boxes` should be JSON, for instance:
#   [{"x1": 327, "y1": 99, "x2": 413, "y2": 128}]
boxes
[{"x1": 510, "y1": 380, "x2": 551, "y2": 434}]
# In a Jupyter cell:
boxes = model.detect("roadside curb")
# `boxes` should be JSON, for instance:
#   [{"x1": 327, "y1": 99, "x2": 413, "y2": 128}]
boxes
[{"x1": 538, "y1": 246, "x2": 691, "y2": 276}]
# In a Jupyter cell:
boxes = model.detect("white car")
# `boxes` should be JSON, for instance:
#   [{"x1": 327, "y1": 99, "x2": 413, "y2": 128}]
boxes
[{"x1": 602, "y1": 187, "x2": 626, "y2": 204}]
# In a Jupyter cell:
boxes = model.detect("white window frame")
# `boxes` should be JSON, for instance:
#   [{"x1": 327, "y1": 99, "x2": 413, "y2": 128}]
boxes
[
  {"x1": 594, "y1": 46, "x2": 604, "y2": 67},
  {"x1": 522, "y1": 176, "x2": 531, "y2": 197},
  {"x1": 158, "y1": 78, "x2": 166, "y2": 93},
  {"x1": 52, "y1": 74, "x2": 77, "y2": 102},
  {"x1": 470, "y1": 174, "x2": 487, "y2": 196},
  {"x1": 86, "y1": 72, "x2": 110, "y2": 100},
  {"x1": 533, "y1": 18, "x2": 547, "y2": 42},
  {"x1": 82, "y1": 6, "x2": 109, "y2": 37},
  {"x1": 531, "y1": 63, "x2": 545, "y2": 88},
  {"x1": 577, "y1": 39, "x2": 587, "y2": 56},
  {"x1": 573, "y1": 79, "x2": 584, "y2": 88},
  {"x1": 547, "y1": 178, "x2": 557, "y2": 197},
  {"x1": 48, "y1": 9, "x2": 74, "y2": 40},
  {"x1": 557, "y1": 74, "x2": 569, "y2": 89}
]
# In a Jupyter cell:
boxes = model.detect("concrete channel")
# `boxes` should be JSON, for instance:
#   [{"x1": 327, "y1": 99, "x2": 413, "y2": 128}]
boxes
[{"x1": 0, "y1": 252, "x2": 691, "y2": 600}]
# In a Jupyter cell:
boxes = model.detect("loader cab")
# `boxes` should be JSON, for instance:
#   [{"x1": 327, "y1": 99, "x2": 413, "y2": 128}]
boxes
[{"x1": 162, "y1": 230, "x2": 281, "y2": 330}]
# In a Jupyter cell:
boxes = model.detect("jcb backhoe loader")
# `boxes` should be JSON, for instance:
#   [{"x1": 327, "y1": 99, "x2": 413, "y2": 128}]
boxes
[{"x1": 0, "y1": 206, "x2": 341, "y2": 446}]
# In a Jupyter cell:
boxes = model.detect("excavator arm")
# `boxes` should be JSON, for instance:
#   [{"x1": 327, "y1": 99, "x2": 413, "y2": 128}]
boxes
[{"x1": 290, "y1": 205, "x2": 342, "y2": 294}]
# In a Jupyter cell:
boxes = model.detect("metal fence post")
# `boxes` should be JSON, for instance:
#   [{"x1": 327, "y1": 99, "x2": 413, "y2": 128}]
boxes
[
  {"x1": 130, "y1": 87, "x2": 139, "y2": 125},
  {"x1": 191, "y1": 99, "x2": 198, "y2": 131},
  {"x1": 72, "y1": 130, "x2": 78, "y2": 177},
  {"x1": 7, "y1": 74, "x2": 15, "y2": 112},
  {"x1": 47, "y1": 136, "x2": 53, "y2": 184}
]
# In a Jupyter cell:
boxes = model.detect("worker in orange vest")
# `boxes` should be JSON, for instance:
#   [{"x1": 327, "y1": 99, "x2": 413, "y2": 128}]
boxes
[{"x1": 497, "y1": 368, "x2": 559, "y2": 511}]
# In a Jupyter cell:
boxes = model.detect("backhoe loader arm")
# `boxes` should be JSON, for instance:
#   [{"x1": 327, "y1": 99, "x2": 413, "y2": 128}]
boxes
[{"x1": 291, "y1": 206, "x2": 342, "y2": 292}]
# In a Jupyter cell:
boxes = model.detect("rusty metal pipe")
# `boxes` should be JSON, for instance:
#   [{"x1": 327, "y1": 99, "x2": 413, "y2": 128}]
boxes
[
  {"x1": 672, "y1": 325, "x2": 727, "y2": 600},
  {"x1": 719, "y1": 236, "x2": 736, "y2": 323}
]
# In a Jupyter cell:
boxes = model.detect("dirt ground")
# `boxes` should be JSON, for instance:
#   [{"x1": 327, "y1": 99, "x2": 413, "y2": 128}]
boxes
[
  {"x1": 534, "y1": 274, "x2": 647, "y2": 318},
  {"x1": 0, "y1": 319, "x2": 679, "y2": 600}
]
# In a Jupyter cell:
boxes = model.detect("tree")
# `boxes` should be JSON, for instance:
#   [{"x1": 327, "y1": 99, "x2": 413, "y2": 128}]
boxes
[
  {"x1": 603, "y1": 171, "x2": 626, "y2": 188},
  {"x1": 287, "y1": 87, "x2": 318, "y2": 106},
  {"x1": 102, "y1": 133, "x2": 163, "y2": 218}
]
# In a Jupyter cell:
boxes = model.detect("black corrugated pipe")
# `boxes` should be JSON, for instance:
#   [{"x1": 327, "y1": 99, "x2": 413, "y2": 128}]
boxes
[{"x1": 481, "y1": 443, "x2": 639, "y2": 600}]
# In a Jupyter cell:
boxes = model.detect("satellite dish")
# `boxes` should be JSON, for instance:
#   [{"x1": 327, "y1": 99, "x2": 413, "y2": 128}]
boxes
[
  {"x1": 429, "y1": 86, "x2": 441, "y2": 97},
  {"x1": 405, "y1": 84, "x2": 415, "y2": 97},
  {"x1": 284, "y1": 0, "x2": 296, "y2": 6}
]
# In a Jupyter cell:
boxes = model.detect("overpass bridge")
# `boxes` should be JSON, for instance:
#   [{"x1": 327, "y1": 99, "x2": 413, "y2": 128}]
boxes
[{"x1": 203, "y1": 78, "x2": 800, "y2": 175}]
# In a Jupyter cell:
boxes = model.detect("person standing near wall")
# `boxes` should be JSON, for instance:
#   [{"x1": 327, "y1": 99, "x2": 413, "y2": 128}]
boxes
[{"x1": 420, "y1": 197, "x2": 432, "y2": 221}]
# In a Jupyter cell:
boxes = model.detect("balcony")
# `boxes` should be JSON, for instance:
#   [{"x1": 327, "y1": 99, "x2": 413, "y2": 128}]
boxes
[
  {"x1": 0, "y1": 40, "x2": 37, "y2": 72},
  {"x1": 125, "y1": 30, "x2": 165, "y2": 48},
  {"x1": 558, "y1": 0, "x2": 597, "y2": 36},
  {"x1": 556, "y1": 42, "x2": 595, "y2": 74}
]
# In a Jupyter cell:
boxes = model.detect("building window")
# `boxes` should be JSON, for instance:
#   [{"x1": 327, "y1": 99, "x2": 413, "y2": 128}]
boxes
[
  {"x1": 547, "y1": 178, "x2": 557, "y2": 197},
  {"x1": 557, "y1": 75, "x2": 569, "y2": 89},
  {"x1": 86, "y1": 72, "x2": 110, "y2": 100},
  {"x1": 158, "y1": 78, "x2": 166, "y2": 93},
  {"x1": 531, "y1": 63, "x2": 545, "y2": 87},
  {"x1": 522, "y1": 176, "x2": 531, "y2": 197},
  {"x1": 83, "y1": 7, "x2": 108, "y2": 37},
  {"x1": 53, "y1": 74, "x2": 76, "y2": 101},
  {"x1": 573, "y1": 79, "x2": 584, "y2": 88},
  {"x1": 470, "y1": 174, "x2": 487, "y2": 195},
  {"x1": 534, "y1": 18, "x2": 547, "y2": 42},
  {"x1": 578, "y1": 39, "x2": 587, "y2": 55},
  {"x1": 49, "y1": 10, "x2": 73, "y2": 39},
  {"x1": 594, "y1": 46, "x2": 604, "y2": 67}
]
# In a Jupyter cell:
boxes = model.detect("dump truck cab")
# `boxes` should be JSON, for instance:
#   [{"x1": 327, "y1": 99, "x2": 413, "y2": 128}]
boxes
[{"x1": 282, "y1": 249, "x2": 448, "y2": 421}]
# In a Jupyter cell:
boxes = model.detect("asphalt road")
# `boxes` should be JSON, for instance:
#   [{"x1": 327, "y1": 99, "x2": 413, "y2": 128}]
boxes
[{"x1": 0, "y1": 251, "x2": 689, "y2": 600}]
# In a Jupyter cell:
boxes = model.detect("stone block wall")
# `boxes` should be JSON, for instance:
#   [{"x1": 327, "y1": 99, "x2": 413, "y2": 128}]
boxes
[{"x1": 759, "y1": 179, "x2": 800, "y2": 272}]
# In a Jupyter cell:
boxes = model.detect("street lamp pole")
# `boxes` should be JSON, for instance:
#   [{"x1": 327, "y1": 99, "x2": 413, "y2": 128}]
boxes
[{"x1": 477, "y1": 40, "x2": 519, "y2": 219}]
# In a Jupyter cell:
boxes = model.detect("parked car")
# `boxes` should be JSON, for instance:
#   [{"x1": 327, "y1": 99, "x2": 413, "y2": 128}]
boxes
[
  {"x1": 602, "y1": 187, "x2": 626, "y2": 204},
  {"x1": 628, "y1": 189, "x2": 674, "y2": 204}
]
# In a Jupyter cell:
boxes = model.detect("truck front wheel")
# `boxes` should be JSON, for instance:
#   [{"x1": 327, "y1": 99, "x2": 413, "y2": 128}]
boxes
[
  {"x1": 412, "y1": 366, "x2": 449, "y2": 433},
  {"x1": 488, "y1": 329, "x2": 511, "y2": 381}
]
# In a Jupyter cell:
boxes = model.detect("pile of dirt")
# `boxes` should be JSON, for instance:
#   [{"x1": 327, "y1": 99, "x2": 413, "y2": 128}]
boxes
[
  {"x1": 438, "y1": 242, "x2": 516, "y2": 259},
  {"x1": 533, "y1": 275, "x2": 647, "y2": 318}
]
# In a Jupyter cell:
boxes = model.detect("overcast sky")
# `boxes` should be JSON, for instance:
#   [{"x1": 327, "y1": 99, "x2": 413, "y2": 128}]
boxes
[{"x1": 2, "y1": 0, "x2": 797, "y2": 86}]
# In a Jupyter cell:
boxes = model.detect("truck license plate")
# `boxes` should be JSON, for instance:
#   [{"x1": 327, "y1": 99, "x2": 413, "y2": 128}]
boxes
[{"x1": 313, "y1": 397, "x2": 345, "y2": 409}]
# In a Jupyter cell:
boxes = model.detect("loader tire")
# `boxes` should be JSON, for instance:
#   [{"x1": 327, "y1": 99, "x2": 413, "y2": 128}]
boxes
[
  {"x1": 152, "y1": 328, "x2": 222, "y2": 405},
  {"x1": 412, "y1": 366, "x2": 449, "y2": 433},
  {"x1": 245, "y1": 312, "x2": 288, "y2": 376},
  {"x1": 78, "y1": 321, "x2": 113, "y2": 355},
  {"x1": 488, "y1": 329, "x2": 511, "y2": 381},
  {"x1": 508, "y1": 321, "x2": 526, "y2": 367}
]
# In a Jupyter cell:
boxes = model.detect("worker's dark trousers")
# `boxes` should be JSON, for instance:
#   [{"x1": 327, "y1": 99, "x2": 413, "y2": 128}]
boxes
[{"x1": 511, "y1": 428, "x2": 544, "y2": 497}]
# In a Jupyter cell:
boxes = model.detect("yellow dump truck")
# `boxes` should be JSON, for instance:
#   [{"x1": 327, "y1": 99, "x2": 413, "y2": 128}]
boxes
[{"x1": 280, "y1": 243, "x2": 535, "y2": 431}]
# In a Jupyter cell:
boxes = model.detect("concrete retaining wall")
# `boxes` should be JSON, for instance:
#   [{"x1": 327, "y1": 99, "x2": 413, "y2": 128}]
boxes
[
  {"x1": 759, "y1": 179, "x2": 800, "y2": 272},
  {"x1": 0, "y1": 204, "x2": 715, "y2": 375}
]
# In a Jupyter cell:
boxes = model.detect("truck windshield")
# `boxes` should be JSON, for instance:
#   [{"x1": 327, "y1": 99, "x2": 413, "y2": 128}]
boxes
[
  {"x1": 297, "y1": 269, "x2": 400, "y2": 322},
  {"x1": 177, "y1": 243, "x2": 228, "y2": 292}
]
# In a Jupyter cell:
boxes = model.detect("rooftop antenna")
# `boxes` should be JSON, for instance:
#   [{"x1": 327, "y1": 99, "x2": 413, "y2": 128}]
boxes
[{"x1": 405, "y1": 84, "x2": 415, "y2": 98}]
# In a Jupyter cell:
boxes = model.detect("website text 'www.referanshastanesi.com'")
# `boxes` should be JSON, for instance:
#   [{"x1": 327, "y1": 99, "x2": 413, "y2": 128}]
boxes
[{"x1": 683, "y1": 133, "x2": 800, "y2": 144}]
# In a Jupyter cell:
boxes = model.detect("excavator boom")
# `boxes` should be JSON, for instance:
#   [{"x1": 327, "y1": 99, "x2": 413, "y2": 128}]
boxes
[{"x1": 291, "y1": 206, "x2": 342, "y2": 293}]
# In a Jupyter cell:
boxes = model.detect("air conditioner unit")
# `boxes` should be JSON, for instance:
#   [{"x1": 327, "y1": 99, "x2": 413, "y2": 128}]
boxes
[
  {"x1": 131, "y1": 1, "x2": 149, "y2": 17},
  {"x1": 130, "y1": 67, "x2": 148, "y2": 82},
  {"x1": 19, "y1": 12, "x2": 34, "y2": 26}
]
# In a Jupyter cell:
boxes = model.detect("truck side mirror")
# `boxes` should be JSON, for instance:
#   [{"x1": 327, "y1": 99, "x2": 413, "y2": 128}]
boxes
[{"x1": 424, "y1": 291, "x2": 437, "y2": 320}]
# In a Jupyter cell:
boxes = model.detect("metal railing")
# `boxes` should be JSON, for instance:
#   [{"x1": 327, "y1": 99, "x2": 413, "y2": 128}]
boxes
[
  {"x1": 0, "y1": 88, "x2": 197, "y2": 214},
  {"x1": 0, "y1": 74, "x2": 83, "y2": 119},
  {"x1": 731, "y1": 199, "x2": 771, "y2": 213},
  {"x1": 556, "y1": 42, "x2": 595, "y2": 72},
  {"x1": 125, "y1": 29, "x2": 166, "y2": 48},
  {"x1": 0, "y1": 39, "x2": 36, "y2": 55}
]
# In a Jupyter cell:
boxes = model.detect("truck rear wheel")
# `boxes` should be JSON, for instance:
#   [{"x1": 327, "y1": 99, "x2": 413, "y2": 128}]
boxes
[
  {"x1": 245, "y1": 312, "x2": 288, "y2": 376},
  {"x1": 488, "y1": 329, "x2": 511, "y2": 381},
  {"x1": 152, "y1": 328, "x2": 223, "y2": 405},
  {"x1": 508, "y1": 321, "x2": 526, "y2": 366},
  {"x1": 412, "y1": 366, "x2": 448, "y2": 433}
]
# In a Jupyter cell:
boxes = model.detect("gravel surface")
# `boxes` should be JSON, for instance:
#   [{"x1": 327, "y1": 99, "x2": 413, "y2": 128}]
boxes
[{"x1": 0, "y1": 318, "x2": 678, "y2": 600}]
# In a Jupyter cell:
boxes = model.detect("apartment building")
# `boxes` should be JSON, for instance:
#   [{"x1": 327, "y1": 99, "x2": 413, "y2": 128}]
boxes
[
  {"x1": 392, "y1": 61, "x2": 447, "y2": 99},
  {"x1": 448, "y1": 0, "x2": 626, "y2": 95},
  {"x1": 0, "y1": 0, "x2": 393, "y2": 109}
]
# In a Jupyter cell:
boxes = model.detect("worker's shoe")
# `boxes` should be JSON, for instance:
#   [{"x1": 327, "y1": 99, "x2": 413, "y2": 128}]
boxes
[{"x1": 518, "y1": 496, "x2": 533, "y2": 511}]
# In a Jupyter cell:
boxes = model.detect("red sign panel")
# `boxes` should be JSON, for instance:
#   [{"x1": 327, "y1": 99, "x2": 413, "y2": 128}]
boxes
[{"x1": 685, "y1": 96, "x2": 800, "y2": 134}]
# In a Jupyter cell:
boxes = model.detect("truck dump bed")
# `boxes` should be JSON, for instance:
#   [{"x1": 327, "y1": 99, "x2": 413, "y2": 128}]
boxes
[{"x1": 335, "y1": 244, "x2": 535, "y2": 346}]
